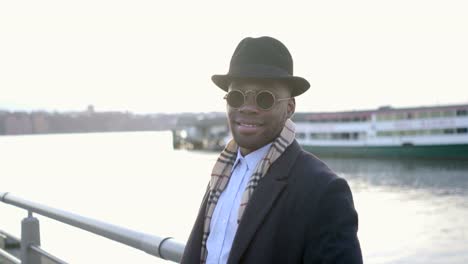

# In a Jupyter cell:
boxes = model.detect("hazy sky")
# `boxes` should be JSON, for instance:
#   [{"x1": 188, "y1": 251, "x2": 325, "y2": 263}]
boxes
[{"x1": 1, "y1": 0, "x2": 467, "y2": 114}]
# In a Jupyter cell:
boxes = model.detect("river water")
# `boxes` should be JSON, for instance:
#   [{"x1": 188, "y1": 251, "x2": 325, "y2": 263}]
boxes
[{"x1": 1, "y1": 132, "x2": 467, "y2": 263}]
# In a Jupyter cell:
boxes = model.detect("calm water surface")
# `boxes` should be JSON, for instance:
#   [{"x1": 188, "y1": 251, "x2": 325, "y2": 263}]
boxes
[{"x1": 1, "y1": 132, "x2": 467, "y2": 263}]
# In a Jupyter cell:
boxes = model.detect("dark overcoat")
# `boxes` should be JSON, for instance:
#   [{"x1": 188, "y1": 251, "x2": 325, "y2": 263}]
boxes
[{"x1": 181, "y1": 141, "x2": 363, "y2": 264}]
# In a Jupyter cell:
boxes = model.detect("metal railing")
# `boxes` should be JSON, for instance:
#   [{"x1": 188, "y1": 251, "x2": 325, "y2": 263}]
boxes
[
  {"x1": 0, "y1": 248, "x2": 20, "y2": 264},
  {"x1": 0, "y1": 192, "x2": 185, "y2": 264},
  {"x1": 0, "y1": 230, "x2": 20, "y2": 264},
  {"x1": 0, "y1": 232, "x2": 21, "y2": 264}
]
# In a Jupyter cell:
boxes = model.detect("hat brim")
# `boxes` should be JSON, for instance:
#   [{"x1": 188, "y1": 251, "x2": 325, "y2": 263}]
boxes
[{"x1": 212, "y1": 74, "x2": 310, "y2": 97}]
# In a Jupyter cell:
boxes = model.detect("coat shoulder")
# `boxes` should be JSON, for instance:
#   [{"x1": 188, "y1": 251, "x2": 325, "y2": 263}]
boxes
[{"x1": 290, "y1": 148, "x2": 341, "y2": 189}]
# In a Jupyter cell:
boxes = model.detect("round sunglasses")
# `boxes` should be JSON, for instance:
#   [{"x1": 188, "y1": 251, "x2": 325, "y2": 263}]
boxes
[{"x1": 224, "y1": 89, "x2": 291, "y2": 111}]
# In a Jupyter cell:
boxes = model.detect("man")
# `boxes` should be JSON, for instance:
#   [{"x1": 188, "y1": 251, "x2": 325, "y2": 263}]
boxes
[{"x1": 181, "y1": 36, "x2": 362, "y2": 264}]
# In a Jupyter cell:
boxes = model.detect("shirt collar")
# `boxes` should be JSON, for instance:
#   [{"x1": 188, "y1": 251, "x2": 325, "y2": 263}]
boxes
[{"x1": 232, "y1": 143, "x2": 273, "y2": 171}]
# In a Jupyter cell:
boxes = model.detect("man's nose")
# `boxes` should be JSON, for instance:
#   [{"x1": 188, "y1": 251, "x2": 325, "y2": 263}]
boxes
[{"x1": 239, "y1": 93, "x2": 260, "y2": 113}]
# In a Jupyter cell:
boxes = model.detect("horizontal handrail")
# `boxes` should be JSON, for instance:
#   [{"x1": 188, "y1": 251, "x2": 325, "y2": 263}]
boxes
[
  {"x1": 0, "y1": 230, "x2": 20, "y2": 264},
  {"x1": 0, "y1": 192, "x2": 185, "y2": 263},
  {"x1": 0, "y1": 230, "x2": 20, "y2": 241},
  {"x1": 30, "y1": 245, "x2": 68, "y2": 264},
  {"x1": 0, "y1": 248, "x2": 21, "y2": 264}
]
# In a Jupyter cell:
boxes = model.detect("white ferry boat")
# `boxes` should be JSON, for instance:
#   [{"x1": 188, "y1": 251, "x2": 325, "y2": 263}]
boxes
[{"x1": 293, "y1": 103, "x2": 468, "y2": 159}]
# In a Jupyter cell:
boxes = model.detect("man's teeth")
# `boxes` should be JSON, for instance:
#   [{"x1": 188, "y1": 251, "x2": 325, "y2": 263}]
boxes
[{"x1": 240, "y1": 123, "x2": 259, "y2": 127}]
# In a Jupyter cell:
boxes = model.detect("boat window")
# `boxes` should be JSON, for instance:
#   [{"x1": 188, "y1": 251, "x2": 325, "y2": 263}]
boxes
[
  {"x1": 380, "y1": 131, "x2": 391, "y2": 136},
  {"x1": 308, "y1": 132, "x2": 362, "y2": 140},
  {"x1": 418, "y1": 112, "x2": 430, "y2": 118},
  {"x1": 296, "y1": 132, "x2": 306, "y2": 139},
  {"x1": 309, "y1": 133, "x2": 320, "y2": 139},
  {"x1": 420, "y1": 130, "x2": 430, "y2": 135},
  {"x1": 377, "y1": 114, "x2": 392, "y2": 121},
  {"x1": 376, "y1": 127, "x2": 466, "y2": 137},
  {"x1": 396, "y1": 113, "x2": 406, "y2": 120},
  {"x1": 442, "y1": 110, "x2": 455, "y2": 117},
  {"x1": 456, "y1": 109, "x2": 468, "y2": 116}
]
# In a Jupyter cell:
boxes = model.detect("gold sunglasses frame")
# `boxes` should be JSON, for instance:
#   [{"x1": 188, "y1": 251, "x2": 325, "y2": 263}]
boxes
[{"x1": 223, "y1": 89, "x2": 291, "y2": 111}]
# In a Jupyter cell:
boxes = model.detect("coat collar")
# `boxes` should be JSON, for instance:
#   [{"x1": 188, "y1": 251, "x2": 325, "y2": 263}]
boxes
[{"x1": 227, "y1": 140, "x2": 302, "y2": 264}]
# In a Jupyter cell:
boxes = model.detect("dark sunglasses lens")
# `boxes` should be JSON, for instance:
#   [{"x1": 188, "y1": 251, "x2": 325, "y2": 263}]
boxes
[
  {"x1": 256, "y1": 91, "x2": 275, "y2": 110},
  {"x1": 227, "y1": 91, "x2": 244, "y2": 108}
]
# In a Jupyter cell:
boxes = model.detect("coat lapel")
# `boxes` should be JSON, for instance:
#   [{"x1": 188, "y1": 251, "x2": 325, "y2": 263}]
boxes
[{"x1": 227, "y1": 141, "x2": 301, "y2": 264}]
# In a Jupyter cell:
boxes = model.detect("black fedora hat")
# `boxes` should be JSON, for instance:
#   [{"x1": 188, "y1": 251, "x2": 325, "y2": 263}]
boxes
[{"x1": 212, "y1": 36, "x2": 310, "y2": 97}]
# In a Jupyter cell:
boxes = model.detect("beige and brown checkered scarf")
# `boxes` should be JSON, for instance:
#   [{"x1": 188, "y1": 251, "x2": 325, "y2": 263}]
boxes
[{"x1": 200, "y1": 119, "x2": 296, "y2": 263}]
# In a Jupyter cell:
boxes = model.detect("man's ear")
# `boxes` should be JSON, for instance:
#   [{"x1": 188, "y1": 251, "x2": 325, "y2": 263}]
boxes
[{"x1": 287, "y1": 97, "x2": 296, "y2": 119}]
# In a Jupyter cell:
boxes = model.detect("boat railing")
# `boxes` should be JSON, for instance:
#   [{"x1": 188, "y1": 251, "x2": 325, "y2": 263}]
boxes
[{"x1": 0, "y1": 192, "x2": 185, "y2": 264}]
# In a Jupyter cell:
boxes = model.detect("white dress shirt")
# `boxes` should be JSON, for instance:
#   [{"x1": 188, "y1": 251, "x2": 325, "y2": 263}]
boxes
[{"x1": 206, "y1": 143, "x2": 272, "y2": 264}]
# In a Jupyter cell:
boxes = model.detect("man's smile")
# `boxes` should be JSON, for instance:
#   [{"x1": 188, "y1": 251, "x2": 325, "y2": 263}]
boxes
[{"x1": 235, "y1": 120, "x2": 264, "y2": 134}]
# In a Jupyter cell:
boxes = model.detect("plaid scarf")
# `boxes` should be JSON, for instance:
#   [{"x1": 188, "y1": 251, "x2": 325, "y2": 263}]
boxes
[{"x1": 200, "y1": 119, "x2": 296, "y2": 263}]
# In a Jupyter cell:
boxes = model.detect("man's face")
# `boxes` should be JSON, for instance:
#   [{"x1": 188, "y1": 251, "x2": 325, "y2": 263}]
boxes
[{"x1": 226, "y1": 80, "x2": 295, "y2": 156}]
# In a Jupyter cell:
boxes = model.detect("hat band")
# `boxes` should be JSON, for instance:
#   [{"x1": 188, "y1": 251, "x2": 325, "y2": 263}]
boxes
[{"x1": 228, "y1": 64, "x2": 292, "y2": 79}]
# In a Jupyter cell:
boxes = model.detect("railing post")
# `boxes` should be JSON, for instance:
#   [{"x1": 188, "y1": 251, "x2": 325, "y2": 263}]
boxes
[{"x1": 21, "y1": 211, "x2": 42, "y2": 264}]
